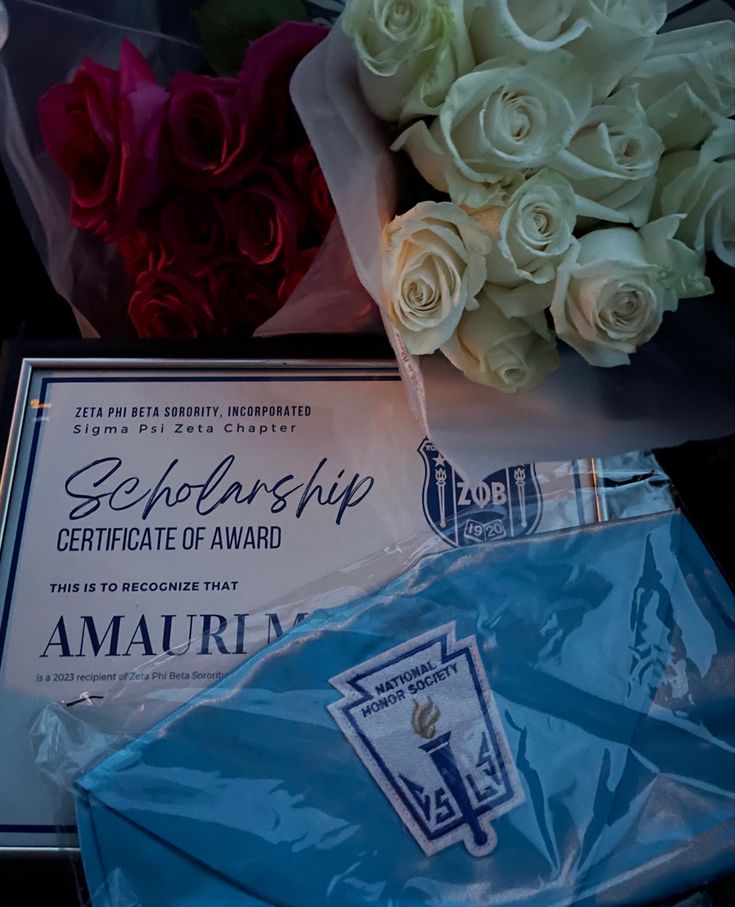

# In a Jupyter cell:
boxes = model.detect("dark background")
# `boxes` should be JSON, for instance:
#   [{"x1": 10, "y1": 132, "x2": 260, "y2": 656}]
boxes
[{"x1": 0, "y1": 164, "x2": 733, "y2": 906}]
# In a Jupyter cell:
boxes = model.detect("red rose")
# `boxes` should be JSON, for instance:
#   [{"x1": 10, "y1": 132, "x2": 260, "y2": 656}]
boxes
[
  {"x1": 209, "y1": 265, "x2": 281, "y2": 336},
  {"x1": 225, "y1": 168, "x2": 303, "y2": 268},
  {"x1": 239, "y1": 23, "x2": 328, "y2": 149},
  {"x1": 38, "y1": 40, "x2": 167, "y2": 242},
  {"x1": 129, "y1": 267, "x2": 226, "y2": 338},
  {"x1": 278, "y1": 247, "x2": 319, "y2": 306},
  {"x1": 159, "y1": 191, "x2": 227, "y2": 277},
  {"x1": 116, "y1": 220, "x2": 168, "y2": 277},
  {"x1": 289, "y1": 144, "x2": 335, "y2": 239},
  {"x1": 168, "y1": 72, "x2": 251, "y2": 186}
]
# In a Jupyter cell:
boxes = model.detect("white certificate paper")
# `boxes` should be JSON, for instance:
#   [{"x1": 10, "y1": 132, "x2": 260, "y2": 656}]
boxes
[{"x1": 0, "y1": 360, "x2": 596, "y2": 849}]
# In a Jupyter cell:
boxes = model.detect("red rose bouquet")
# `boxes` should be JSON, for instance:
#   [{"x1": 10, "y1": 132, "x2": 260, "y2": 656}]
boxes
[{"x1": 37, "y1": 23, "x2": 335, "y2": 339}]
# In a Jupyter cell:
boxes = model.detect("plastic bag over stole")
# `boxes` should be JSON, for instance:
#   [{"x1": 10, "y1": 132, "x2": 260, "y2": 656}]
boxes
[
  {"x1": 68, "y1": 511, "x2": 734, "y2": 907},
  {"x1": 26, "y1": 450, "x2": 673, "y2": 837}
]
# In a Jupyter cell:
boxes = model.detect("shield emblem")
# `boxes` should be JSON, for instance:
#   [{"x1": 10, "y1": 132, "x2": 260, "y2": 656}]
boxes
[
  {"x1": 329, "y1": 623, "x2": 524, "y2": 857},
  {"x1": 418, "y1": 439, "x2": 542, "y2": 548}
]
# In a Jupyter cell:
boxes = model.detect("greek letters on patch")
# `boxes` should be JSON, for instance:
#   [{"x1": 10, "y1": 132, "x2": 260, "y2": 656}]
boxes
[
  {"x1": 328, "y1": 623, "x2": 523, "y2": 857},
  {"x1": 419, "y1": 438, "x2": 542, "y2": 548}
]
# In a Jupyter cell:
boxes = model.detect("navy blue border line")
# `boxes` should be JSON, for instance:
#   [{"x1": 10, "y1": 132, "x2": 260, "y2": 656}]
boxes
[
  {"x1": 44, "y1": 374, "x2": 402, "y2": 385},
  {"x1": 0, "y1": 370, "x2": 399, "y2": 835},
  {"x1": 343, "y1": 630, "x2": 514, "y2": 844}
]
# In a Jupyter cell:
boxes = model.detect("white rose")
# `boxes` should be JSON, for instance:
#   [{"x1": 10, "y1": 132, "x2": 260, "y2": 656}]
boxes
[
  {"x1": 464, "y1": 170, "x2": 577, "y2": 317},
  {"x1": 550, "y1": 219, "x2": 712, "y2": 368},
  {"x1": 441, "y1": 291, "x2": 560, "y2": 392},
  {"x1": 342, "y1": 0, "x2": 477, "y2": 123},
  {"x1": 550, "y1": 86, "x2": 663, "y2": 227},
  {"x1": 383, "y1": 201, "x2": 492, "y2": 354},
  {"x1": 621, "y1": 21, "x2": 735, "y2": 151},
  {"x1": 653, "y1": 121, "x2": 735, "y2": 266},
  {"x1": 469, "y1": 0, "x2": 667, "y2": 100},
  {"x1": 392, "y1": 53, "x2": 591, "y2": 209}
]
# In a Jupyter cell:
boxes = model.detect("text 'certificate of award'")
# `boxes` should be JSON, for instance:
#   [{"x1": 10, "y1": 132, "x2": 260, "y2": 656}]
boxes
[{"x1": 0, "y1": 360, "x2": 598, "y2": 850}]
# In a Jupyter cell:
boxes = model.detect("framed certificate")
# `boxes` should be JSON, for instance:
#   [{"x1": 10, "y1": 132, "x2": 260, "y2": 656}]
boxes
[{"x1": 0, "y1": 339, "x2": 603, "y2": 853}]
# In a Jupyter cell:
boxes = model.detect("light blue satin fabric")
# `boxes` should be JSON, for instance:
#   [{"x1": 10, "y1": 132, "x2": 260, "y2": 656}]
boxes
[{"x1": 76, "y1": 512, "x2": 735, "y2": 907}]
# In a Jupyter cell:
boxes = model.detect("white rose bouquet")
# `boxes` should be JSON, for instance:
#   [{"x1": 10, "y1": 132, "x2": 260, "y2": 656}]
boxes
[
  {"x1": 289, "y1": 0, "x2": 735, "y2": 479},
  {"x1": 341, "y1": 0, "x2": 732, "y2": 393}
]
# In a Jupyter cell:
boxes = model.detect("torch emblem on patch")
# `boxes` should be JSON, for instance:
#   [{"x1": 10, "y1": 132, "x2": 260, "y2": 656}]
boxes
[{"x1": 328, "y1": 623, "x2": 524, "y2": 858}]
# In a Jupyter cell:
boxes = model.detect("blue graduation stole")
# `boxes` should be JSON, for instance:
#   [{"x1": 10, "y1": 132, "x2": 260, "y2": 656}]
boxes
[{"x1": 76, "y1": 512, "x2": 735, "y2": 906}]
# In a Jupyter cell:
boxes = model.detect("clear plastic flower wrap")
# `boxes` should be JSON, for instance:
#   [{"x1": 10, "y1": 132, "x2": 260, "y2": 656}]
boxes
[
  {"x1": 30, "y1": 505, "x2": 735, "y2": 907},
  {"x1": 0, "y1": 0, "x2": 378, "y2": 339},
  {"x1": 0, "y1": 0, "x2": 204, "y2": 335}
]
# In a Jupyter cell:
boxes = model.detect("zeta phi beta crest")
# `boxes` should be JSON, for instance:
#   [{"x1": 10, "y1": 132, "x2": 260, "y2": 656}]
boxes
[
  {"x1": 419, "y1": 438, "x2": 542, "y2": 547},
  {"x1": 328, "y1": 624, "x2": 523, "y2": 857}
]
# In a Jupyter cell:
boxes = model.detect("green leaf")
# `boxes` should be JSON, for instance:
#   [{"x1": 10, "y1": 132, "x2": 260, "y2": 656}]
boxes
[{"x1": 194, "y1": 0, "x2": 309, "y2": 75}]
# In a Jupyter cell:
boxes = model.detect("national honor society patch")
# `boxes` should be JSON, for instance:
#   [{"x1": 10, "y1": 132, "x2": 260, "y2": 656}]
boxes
[{"x1": 328, "y1": 624, "x2": 523, "y2": 857}]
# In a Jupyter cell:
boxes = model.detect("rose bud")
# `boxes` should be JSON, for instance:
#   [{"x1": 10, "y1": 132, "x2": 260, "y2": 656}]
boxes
[
  {"x1": 225, "y1": 168, "x2": 303, "y2": 269},
  {"x1": 168, "y1": 72, "x2": 252, "y2": 186},
  {"x1": 159, "y1": 191, "x2": 227, "y2": 277},
  {"x1": 129, "y1": 267, "x2": 227, "y2": 339}
]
